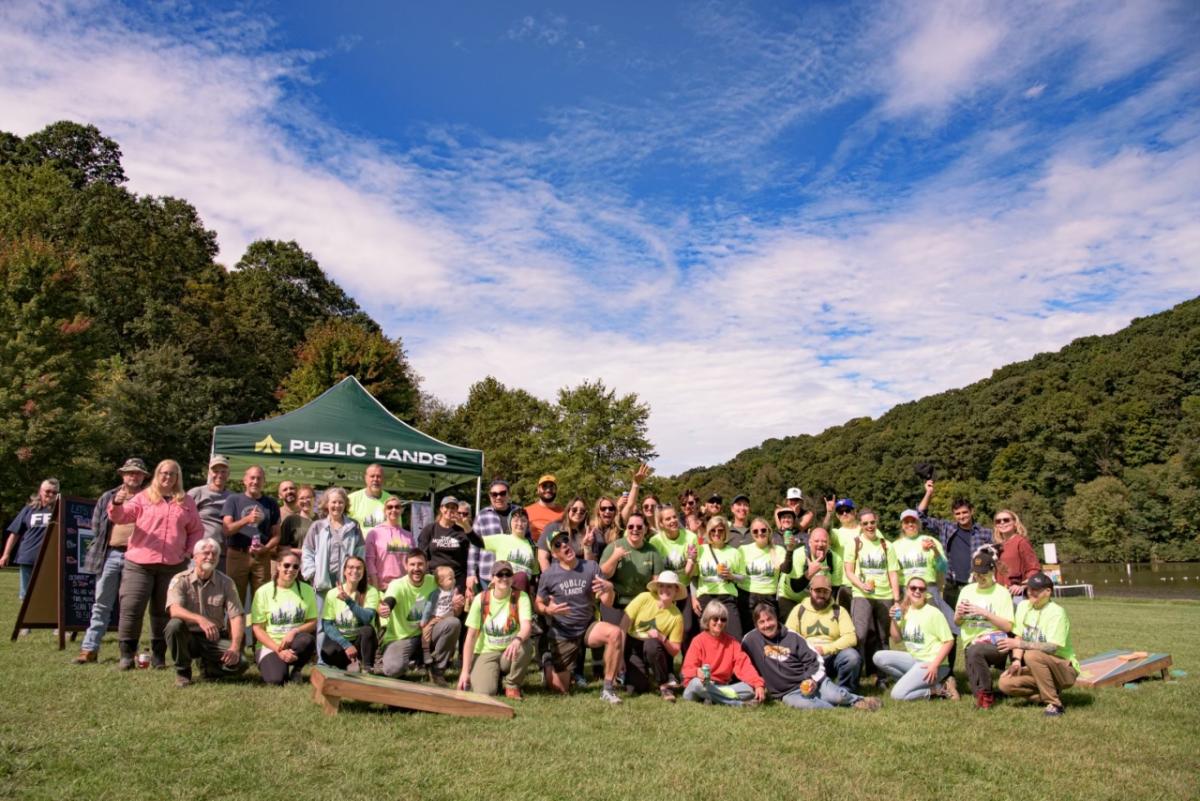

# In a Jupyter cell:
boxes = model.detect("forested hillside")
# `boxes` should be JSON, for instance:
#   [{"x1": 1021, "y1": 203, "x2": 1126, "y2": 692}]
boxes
[{"x1": 658, "y1": 298, "x2": 1200, "y2": 562}]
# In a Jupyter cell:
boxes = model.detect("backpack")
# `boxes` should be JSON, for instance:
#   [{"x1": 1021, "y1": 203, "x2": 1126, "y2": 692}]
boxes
[
  {"x1": 853, "y1": 535, "x2": 888, "y2": 563},
  {"x1": 481, "y1": 587, "x2": 522, "y2": 633}
]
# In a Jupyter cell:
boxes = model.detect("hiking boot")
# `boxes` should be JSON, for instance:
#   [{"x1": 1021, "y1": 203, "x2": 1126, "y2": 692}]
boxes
[
  {"x1": 73, "y1": 650, "x2": 97, "y2": 664},
  {"x1": 429, "y1": 670, "x2": 449, "y2": 689},
  {"x1": 974, "y1": 690, "x2": 995, "y2": 710},
  {"x1": 150, "y1": 640, "x2": 168, "y2": 669},
  {"x1": 504, "y1": 686, "x2": 524, "y2": 701},
  {"x1": 852, "y1": 697, "x2": 882, "y2": 711},
  {"x1": 599, "y1": 689, "x2": 622, "y2": 705},
  {"x1": 943, "y1": 676, "x2": 960, "y2": 701},
  {"x1": 117, "y1": 641, "x2": 136, "y2": 671},
  {"x1": 660, "y1": 686, "x2": 677, "y2": 702},
  {"x1": 1044, "y1": 703, "x2": 1065, "y2": 717},
  {"x1": 175, "y1": 673, "x2": 192, "y2": 688}
]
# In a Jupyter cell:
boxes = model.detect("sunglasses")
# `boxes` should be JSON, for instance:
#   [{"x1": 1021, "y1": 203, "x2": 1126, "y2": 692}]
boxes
[
  {"x1": 861, "y1": 520, "x2": 877, "y2": 527},
  {"x1": 994, "y1": 517, "x2": 1013, "y2": 523},
  {"x1": 553, "y1": 539, "x2": 572, "y2": 550},
  {"x1": 751, "y1": 527, "x2": 769, "y2": 534},
  {"x1": 908, "y1": 585, "x2": 927, "y2": 592},
  {"x1": 280, "y1": 563, "x2": 300, "y2": 571},
  {"x1": 599, "y1": 505, "x2": 616, "y2": 512},
  {"x1": 385, "y1": 504, "x2": 403, "y2": 510},
  {"x1": 902, "y1": 519, "x2": 919, "y2": 525},
  {"x1": 627, "y1": 524, "x2": 645, "y2": 531},
  {"x1": 493, "y1": 570, "x2": 514, "y2": 579},
  {"x1": 710, "y1": 617, "x2": 728, "y2": 624},
  {"x1": 490, "y1": 491, "x2": 508, "y2": 498},
  {"x1": 683, "y1": 499, "x2": 697, "y2": 507}
]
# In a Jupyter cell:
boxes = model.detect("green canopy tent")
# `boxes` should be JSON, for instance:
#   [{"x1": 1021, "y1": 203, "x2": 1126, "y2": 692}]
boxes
[{"x1": 210, "y1": 377, "x2": 484, "y2": 509}]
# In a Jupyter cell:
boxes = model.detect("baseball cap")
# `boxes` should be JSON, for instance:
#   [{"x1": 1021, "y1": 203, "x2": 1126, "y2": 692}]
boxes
[
  {"x1": 786, "y1": 487, "x2": 803, "y2": 500},
  {"x1": 1027, "y1": 572, "x2": 1054, "y2": 591},
  {"x1": 971, "y1": 550, "x2": 996, "y2": 573},
  {"x1": 732, "y1": 494, "x2": 750, "y2": 505},
  {"x1": 117, "y1": 458, "x2": 149, "y2": 475},
  {"x1": 809, "y1": 574, "x2": 832, "y2": 591},
  {"x1": 537, "y1": 474, "x2": 558, "y2": 486},
  {"x1": 835, "y1": 498, "x2": 856, "y2": 511},
  {"x1": 707, "y1": 494, "x2": 723, "y2": 504},
  {"x1": 208, "y1": 454, "x2": 230, "y2": 468},
  {"x1": 900, "y1": 508, "x2": 921, "y2": 522},
  {"x1": 439, "y1": 496, "x2": 459, "y2": 508}
]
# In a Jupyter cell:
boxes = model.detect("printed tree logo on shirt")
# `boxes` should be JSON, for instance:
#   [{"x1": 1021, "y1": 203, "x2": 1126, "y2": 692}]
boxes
[
  {"x1": 746, "y1": 556, "x2": 774, "y2": 578},
  {"x1": 507, "y1": 546, "x2": 533, "y2": 571},
  {"x1": 664, "y1": 550, "x2": 687, "y2": 570},
  {"x1": 805, "y1": 620, "x2": 831, "y2": 638},
  {"x1": 635, "y1": 618, "x2": 657, "y2": 635},
  {"x1": 386, "y1": 537, "x2": 410, "y2": 554},
  {"x1": 860, "y1": 552, "x2": 887, "y2": 571},
  {"x1": 483, "y1": 608, "x2": 517, "y2": 638},
  {"x1": 405, "y1": 596, "x2": 428, "y2": 622},
  {"x1": 269, "y1": 600, "x2": 306, "y2": 629},
  {"x1": 902, "y1": 623, "x2": 926, "y2": 646},
  {"x1": 1022, "y1": 623, "x2": 1045, "y2": 643},
  {"x1": 335, "y1": 605, "x2": 358, "y2": 635}
]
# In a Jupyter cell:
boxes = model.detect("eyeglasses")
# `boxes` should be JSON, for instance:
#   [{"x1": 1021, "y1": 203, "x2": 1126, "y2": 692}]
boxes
[
  {"x1": 908, "y1": 585, "x2": 927, "y2": 592},
  {"x1": 569, "y1": 507, "x2": 586, "y2": 515},
  {"x1": 599, "y1": 505, "x2": 616, "y2": 512},
  {"x1": 280, "y1": 563, "x2": 300, "y2": 572},
  {"x1": 490, "y1": 490, "x2": 508, "y2": 498},
  {"x1": 861, "y1": 520, "x2": 877, "y2": 527},
  {"x1": 710, "y1": 527, "x2": 727, "y2": 534},
  {"x1": 751, "y1": 528, "x2": 769, "y2": 534},
  {"x1": 493, "y1": 571, "x2": 514, "y2": 579},
  {"x1": 901, "y1": 519, "x2": 919, "y2": 525},
  {"x1": 994, "y1": 516, "x2": 1013, "y2": 523},
  {"x1": 385, "y1": 504, "x2": 403, "y2": 510},
  {"x1": 627, "y1": 524, "x2": 645, "y2": 531}
]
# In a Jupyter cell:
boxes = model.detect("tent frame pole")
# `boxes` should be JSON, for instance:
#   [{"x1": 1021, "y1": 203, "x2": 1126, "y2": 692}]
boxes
[{"x1": 474, "y1": 476, "x2": 481, "y2": 517}]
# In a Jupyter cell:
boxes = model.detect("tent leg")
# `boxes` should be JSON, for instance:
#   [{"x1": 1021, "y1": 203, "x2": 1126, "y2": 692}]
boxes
[{"x1": 474, "y1": 477, "x2": 481, "y2": 517}]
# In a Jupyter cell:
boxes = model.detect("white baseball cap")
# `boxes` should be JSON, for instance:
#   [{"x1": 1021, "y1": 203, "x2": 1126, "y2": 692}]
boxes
[{"x1": 786, "y1": 487, "x2": 803, "y2": 500}]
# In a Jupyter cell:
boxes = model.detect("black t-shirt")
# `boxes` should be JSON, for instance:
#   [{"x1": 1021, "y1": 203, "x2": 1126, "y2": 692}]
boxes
[
  {"x1": 220, "y1": 494, "x2": 281, "y2": 550},
  {"x1": 420, "y1": 522, "x2": 470, "y2": 589}
]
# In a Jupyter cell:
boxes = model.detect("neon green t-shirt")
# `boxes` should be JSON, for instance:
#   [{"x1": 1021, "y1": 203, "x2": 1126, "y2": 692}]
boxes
[
  {"x1": 957, "y1": 582, "x2": 1014, "y2": 644},
  {"x1": 899, "y1": 602, "x2": 953, "y2": 664},
  {"x1": 1012, "y1": 599, "x2": 1078, "y2": 670},
  {"x1": 624, "y1": 591, "x2": 683, "y2": 643},
  {"x1": 738, "y1": 542, "x2": 784, "y2": 594},
  {"x1": 849, "y1": 536, "x2": 900, "y2": 601},
  {"x1": 650, "y1": 529, "x2": 697, "y2": 578},
  {"x1": 251, "y1": 581, "x2": 317, "y2": 645},
  {"x1": 829, "y1": 527, "x2": 859, "y2": 586},
  {"x1": 465, "y1": 589, "x2": 532, "y2": 654},
  {"x1": 321, "y1": 586, "x2": 382, "y2": 641},
  {"x1": 695, "y1": 544, "x2": 743, "y2": 597},
  {"x1": 777, "y1": 546, "x2": 828, "y2": 601},
  {"x1": 484, "y1": 533, "x2": 539, "y2": 576},
  {"x1": 380, "y1": 575, "x2": 436, "y2": 644},
  {"x1": 892, "y1": 535, "x2": 945, "y2": 585},
  {"x1": 347, "y1": 489, "x2": 395, "y2": 532}
]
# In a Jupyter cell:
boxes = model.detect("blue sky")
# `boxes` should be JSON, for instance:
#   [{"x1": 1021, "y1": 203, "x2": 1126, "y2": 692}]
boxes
[{"x1": 3, "y1": 0, "x2": 1199, "y2": 473}]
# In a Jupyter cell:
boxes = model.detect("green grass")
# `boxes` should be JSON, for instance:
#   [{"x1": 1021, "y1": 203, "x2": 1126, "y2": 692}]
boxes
[{"x1": 1, "y1": 569, "x2": 1198, "y2": 801}]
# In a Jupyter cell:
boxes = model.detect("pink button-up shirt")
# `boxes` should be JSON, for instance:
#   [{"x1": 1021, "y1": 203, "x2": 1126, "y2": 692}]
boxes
[{"x1": 109, "y1": 490, "x2": 204, "y2": 566}]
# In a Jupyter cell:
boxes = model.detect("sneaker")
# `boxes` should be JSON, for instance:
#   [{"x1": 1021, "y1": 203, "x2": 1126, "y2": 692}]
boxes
[
  {"x1": 943, "y1": 676, "x2": 960, "y2": 701},
  {"x1": 117, "y1": 656, "x2": 134, "y2": 671},
  {"x1": 573, "y1": 673, "x2": 589, "y2": 689},
  {"x1": 73, "y1": 650, "x2": 97, "y2": 664},
  {"x1": 175, "y1": 674, "x2": 192, "y2": 688},
  {"x1": 660, "y1": 687, "x2": 676, "y2": 703},
  {"x1": 504, "y1": 686, "x2": 524, "y2": 701},
  {"x1": 852, "y1": 697, "x2": 882, "y2": 711},
  {"x1": 1044, "y1": 703, "x2": 1065, "y2": 717},
  {"x1": 599, "y1": 689, "x2": 622, "y2": 705},
  {"x1": 346, "y1": 660, "x2": 361, "y2": 674},
  {"x1": 974, "y1": 690, "x2": 995, "y2": 710}
]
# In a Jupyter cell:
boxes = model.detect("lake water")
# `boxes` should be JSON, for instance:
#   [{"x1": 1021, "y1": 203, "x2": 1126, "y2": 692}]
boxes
[{"x1": 1058, "y1": 562, "x2": 1200, "y2": 599}]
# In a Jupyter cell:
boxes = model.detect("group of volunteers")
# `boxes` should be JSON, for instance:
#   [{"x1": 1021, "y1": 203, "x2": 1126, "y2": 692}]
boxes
[{"x1": 4, "y1": 457, "x2": 1080, "y2": 715}]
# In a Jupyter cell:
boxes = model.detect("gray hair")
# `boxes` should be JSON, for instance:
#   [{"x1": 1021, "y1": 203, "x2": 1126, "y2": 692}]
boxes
[
  {"x1": 700, "y1": 599, "x2": 729, "y2": 628},
  {"x1": 41, "y1": 478, "x2": 60, "y2": 493},
  {"x1": 193, "y1": 538, "x2": 222, "y2": 558}
]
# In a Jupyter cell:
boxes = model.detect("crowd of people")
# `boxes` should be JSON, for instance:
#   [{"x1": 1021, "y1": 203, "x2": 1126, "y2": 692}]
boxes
[{"x1": 2, "y1": 458, "x2": 1080, "y2": 715}]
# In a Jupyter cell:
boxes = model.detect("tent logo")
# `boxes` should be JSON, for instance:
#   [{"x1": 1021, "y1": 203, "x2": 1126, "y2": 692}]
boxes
[{"x1": 254, "y1": 435, "x2": 283, "y2": 454}]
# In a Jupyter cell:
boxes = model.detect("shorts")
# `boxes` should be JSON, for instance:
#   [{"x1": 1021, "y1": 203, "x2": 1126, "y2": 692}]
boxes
[{"x1": 547, "y1": 623, "x2": 597, "y2": 672}]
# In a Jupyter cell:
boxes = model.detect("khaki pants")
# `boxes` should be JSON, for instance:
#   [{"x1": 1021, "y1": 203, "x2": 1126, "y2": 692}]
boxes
[
  {"x1": 998, "y1": 650, "x2": 1078, "y2": 707},
  {"x1": 226, "y1": 548, "x2": 271, "y2": 607},
  {"x1": 469, "y1": 640, "x2": 534, "y2": 695}
]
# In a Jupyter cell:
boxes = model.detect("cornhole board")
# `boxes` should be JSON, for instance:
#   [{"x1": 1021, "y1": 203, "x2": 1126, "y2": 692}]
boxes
[
  {"x1": 1076, "y1": 649, "x2": 1173, "y2": 688},
  {"x1": 310, "y1": 666, "x2": 514, "y2": 719}
]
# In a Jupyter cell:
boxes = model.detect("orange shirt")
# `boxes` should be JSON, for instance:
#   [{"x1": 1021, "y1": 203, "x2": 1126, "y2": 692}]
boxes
[{"x1": 524, "y1": 503, "x2": 563, "y2": 543}]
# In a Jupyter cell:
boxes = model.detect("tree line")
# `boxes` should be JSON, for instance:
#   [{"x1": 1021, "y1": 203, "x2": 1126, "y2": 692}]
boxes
[{"x1": 3, "y1": 121, "x2": 1196, "y2": 562}]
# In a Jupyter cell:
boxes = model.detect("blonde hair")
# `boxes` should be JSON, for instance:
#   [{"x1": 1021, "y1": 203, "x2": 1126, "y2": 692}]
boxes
[
  {"x1": 145, "y1": 459, "x2": 186, "y2": 504},
  {"x1": 992, "y1": 509, "x2": 1028, "y2": 543},
  {"x1": 434, "y1": 566, "x2": 455, "y2": 588},
  {"x1": 591, "y1": 496, "x2": 621, "y2": 544},
  {"x1": 319, "y1": 486, "x2": 349, "y2": 519}
]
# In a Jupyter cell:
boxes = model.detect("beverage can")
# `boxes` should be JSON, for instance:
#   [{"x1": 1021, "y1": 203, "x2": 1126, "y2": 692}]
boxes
[
  {"x1": 892, "y1": 607, "x2": 903, "y2": 622},
  {"x1": 701, "y1": 664, "x2": 711, "y2": 682},
  {"x1": 799, "y1": 678, "x2": 816, "y2": 697},
  {"x1": 783, "y1": 531, "x2": 794, "y2": 548}
]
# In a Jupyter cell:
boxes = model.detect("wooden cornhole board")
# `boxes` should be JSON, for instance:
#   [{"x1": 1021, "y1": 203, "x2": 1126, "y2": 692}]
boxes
[
  {"x1": 1076, "y1": 649, "x2": 1173, "y2": 688},
  {"x1": 310, "y1": 666, "x2": 514, "y2": 719}
]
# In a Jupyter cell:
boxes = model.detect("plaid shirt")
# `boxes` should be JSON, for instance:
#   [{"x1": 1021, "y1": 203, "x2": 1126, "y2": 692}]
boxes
[
  {"x1": 919, "y1": 512, "x2": 993, "y2": 584},
  {"x1": 467, "y1": 505, "x2": 514, "y2": 584}
]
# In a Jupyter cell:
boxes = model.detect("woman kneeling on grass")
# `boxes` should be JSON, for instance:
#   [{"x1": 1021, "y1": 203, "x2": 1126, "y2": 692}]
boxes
[
  {"x1": 458, "y1": 561, "x2": 533, "y2": 700},
  {"x1": 680, "y1": 600, "x2": 765, "y2": 706},
  {"x1": 319, "y1": 555, "x2": 380, "y2": 673},
  {"x1": 872, "y1": 577, "x2": 958, "y2": 701},
  {"x1": 250, "y1": 554, "x2": 318, "y2": 685}
]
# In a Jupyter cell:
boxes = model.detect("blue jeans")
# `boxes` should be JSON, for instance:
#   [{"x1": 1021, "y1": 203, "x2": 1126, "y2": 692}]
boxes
[
  {"x1": 781, "y1": 678, "x2": 866, "y2": 709},
  {"x1": 82, "y1": 549, "x2": 125, "y2": 652},
  {"x1": 18, "y1": 564, "x2": 32, "y2": 600},
  {"x1": 873, "y1": 649, "x2": 949, "y2": 701},
  {"x1": 824, "y1": 648, "x2": 862, "y2": 690},
  {"x1": 682, "y1": 677, "x2": 755, "y2": 707}
]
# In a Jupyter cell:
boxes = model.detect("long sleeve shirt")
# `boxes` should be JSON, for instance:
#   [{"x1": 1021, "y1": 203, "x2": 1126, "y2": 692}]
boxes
[
  {"x1": 742, "y1": 626, "x2": 826, "y2": 699},
  {"x1": 918, "y1": 512, "x2": 993, "y2": 584},
  {"x1": 997, "y1": 534, "x2": 1041, "y2": 587},
  {"x1": 108, "y1": 491, "x2": 204, "y2": 566},
  {"x1": 681, "y1": 631, "x2": 764, "y2": 687}
]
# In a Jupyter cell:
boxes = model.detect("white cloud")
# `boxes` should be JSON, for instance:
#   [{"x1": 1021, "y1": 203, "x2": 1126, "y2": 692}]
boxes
[{"x1": 1, "y1": 0, "x2": 1197, "y2": 477}]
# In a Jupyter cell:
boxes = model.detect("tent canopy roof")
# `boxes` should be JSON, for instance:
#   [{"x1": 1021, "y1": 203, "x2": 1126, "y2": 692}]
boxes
[{"x1": 211, "y1": 377, "x2": 483, "y2": 494}]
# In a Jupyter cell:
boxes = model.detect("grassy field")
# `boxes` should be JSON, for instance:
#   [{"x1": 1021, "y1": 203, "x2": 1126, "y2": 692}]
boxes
[{"x1": 1, "y1": 570, "x2": 1197, "y2": 801}]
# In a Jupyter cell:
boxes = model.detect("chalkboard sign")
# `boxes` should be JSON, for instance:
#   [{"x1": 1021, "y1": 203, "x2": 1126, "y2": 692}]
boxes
[{"x1": 59, "y1": 496, "x2": 115, "y2": 631}]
